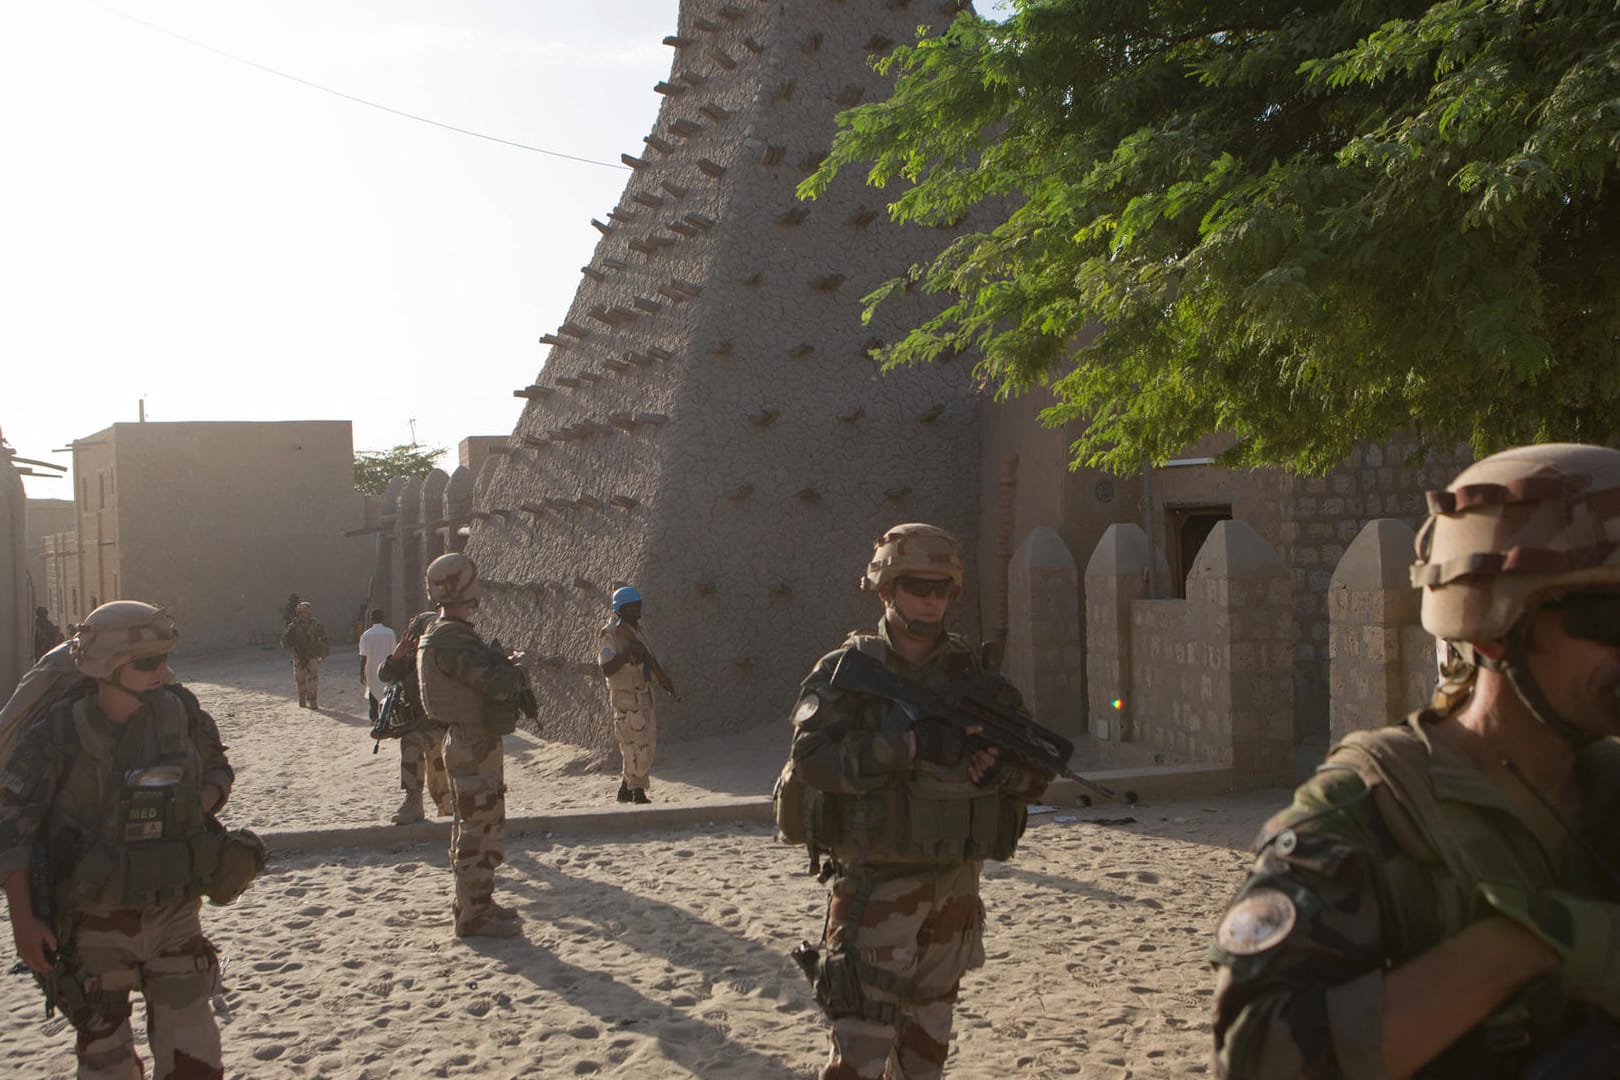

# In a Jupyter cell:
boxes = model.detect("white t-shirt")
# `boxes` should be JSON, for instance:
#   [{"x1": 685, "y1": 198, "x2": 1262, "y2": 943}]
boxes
[{"x1": 358, "y1": 623, "x2": 399, "y2": 701}]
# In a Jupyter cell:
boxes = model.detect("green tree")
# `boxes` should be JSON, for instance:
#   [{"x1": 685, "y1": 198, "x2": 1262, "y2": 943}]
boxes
[
  {"x1": 803, "y1": 0, "x2": 1620, "y2": 473},
  {"x1": 353, "y1": 443, "x2": 444, "y2": 496}
]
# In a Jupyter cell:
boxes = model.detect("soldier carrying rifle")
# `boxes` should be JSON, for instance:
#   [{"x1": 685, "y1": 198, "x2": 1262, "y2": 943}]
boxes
[{"x1": 775, "y1": 522, "x2": 1056, "y2": 1079}]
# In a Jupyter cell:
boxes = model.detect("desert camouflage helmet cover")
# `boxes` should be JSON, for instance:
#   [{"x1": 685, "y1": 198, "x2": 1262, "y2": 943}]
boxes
[
  {"x1": 425, "y1": 552, "x2": 480, "y2": 605},
  {"x1": 863, "y1": 522, "x2": 964, "y2": 597},
  {"x1": 71, "y1": 600, "x2": 179, "y2": 679},
  {"x1": 1413, "y1": 443, "x2": 1620, "y2": 641}
]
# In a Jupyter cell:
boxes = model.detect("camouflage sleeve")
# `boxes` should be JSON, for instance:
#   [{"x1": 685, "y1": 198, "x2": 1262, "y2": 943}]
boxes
[
  {"x1": 174, "y1": 686, "x2": 234, "y2": 807},
  {"x1": 0, "y1": 721, "x2": 63, "y2": 878},
  {"x1": 1211, "y1": 766, "x2": 1389, "y2": 1079},
  {"x1": 787, "y1": 650, "x2": 911, "y2": 795}
]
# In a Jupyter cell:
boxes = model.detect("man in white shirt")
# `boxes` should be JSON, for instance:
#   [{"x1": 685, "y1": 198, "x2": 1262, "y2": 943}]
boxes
[{"x1": 358, "y1": 608, "x2": 398, "y2": 720}]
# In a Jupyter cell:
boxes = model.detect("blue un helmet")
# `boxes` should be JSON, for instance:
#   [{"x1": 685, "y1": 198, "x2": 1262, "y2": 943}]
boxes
[{"x1": 611, "y1": 586, "x2": 642, "y2": 611}]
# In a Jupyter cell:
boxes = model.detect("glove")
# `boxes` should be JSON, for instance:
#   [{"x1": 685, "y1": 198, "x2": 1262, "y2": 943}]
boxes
[
  {"x1": 1475, "y1": 882, "x2": 1620, "y2": 1014},
  {"x1": 912, "y1": 718, "x2": 966, "y2": 766}
]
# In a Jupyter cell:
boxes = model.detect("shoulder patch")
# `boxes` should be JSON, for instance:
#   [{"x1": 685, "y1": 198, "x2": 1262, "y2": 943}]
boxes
[
  {"x1": 1216, "y1": 888, "x2": 1297, "y2": 956},
  {"x1": 792, "y1": 692, "x2": 822, "y2": 725}
]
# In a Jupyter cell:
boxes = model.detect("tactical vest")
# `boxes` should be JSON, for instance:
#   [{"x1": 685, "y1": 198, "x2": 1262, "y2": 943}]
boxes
[
  {"x1": 775, "y1": 633, "x2": 1028, "y2": 866},
  {"x1": 417, "y1": 617, "x2": 515, "y2": 733},
  {"x1": 48, "y1": 691, "x2": 220, "y2": 913}
]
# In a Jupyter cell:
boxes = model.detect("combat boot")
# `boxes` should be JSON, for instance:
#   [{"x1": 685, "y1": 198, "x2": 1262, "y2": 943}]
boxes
[
  {"x1": 308, "y1": 696, "x2": 319, "y2": 711},
  {"x1": 632, "y1": 788, "x2": 651, "y2": 805},
  {"x1": 298, "y1": 695, "x2": 307, "y2": 708},
  {"x1": 616, "y1": 780, "x2": 632, "y2": 803},
  {"x1": 390, "y1": 790, "x2": 425, "y2": 825}
]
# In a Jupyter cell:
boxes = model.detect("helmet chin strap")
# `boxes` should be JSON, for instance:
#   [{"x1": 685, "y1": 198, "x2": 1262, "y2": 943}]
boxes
[
  {"x1": 898, "y1": 614, "x2": 944, "y2": 638},
  {"x1": 1480, "y1": 623, "x2": 1594, "y2": 749}
]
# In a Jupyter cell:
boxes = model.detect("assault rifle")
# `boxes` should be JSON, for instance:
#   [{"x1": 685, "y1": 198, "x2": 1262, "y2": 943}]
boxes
[
  {"x1": 828, "y1": 648, "x2": 1136, "y2": 806},
  {"x1": 11, "y1": 835, "x2": 88, "y2": 1024},
  {"x1": 370, "y1": 679, "x2": 411, "y2": 752}
]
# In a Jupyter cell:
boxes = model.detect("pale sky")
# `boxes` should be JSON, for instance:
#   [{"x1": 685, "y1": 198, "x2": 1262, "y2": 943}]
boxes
[{"x1": 3, "y1": 0, "x2": 681, "y2": 496}]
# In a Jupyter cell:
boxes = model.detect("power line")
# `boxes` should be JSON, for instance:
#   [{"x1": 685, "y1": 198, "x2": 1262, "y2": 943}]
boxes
[{"x1": 83, "y1": 1, "x2": 631, "y2": 171}]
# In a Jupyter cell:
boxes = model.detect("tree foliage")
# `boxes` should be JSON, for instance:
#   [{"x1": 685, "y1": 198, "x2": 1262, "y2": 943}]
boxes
[
  {"x1": 803, "y1": 0, "x2": 1620, "y2": 473},
  {"x1": 353, "y1": 443, "x2": 444, "y2": 496}
]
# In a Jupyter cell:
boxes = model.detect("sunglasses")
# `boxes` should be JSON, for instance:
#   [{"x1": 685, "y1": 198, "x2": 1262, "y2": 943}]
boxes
[
  {"x1": 129, "y1": 655, "x2": 168, "y2": 672},
  {"x1": 1547, "y1": 592, "x2": 1620, "y2": 648},
  {"x1": 896, "y1": 576, "x2": 954, "y2": 599}
]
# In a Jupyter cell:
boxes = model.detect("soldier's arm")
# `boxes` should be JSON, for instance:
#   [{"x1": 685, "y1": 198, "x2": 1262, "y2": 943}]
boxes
[
  {"x1": 172, "y1": 685, "x2": 234, "y2": 812},
  {"x1": 598, "y1": 631, "x2": 643, "y2": 677},
  {"x1": 787, "y1": 653, "x2": 913, "y2": 795},
  {"x1": 1211, "y1": 769, "x2": 1558, "y2": 1079},
  {"x1": 0, "y1": 723, "x2": 63, "y2": 971}
]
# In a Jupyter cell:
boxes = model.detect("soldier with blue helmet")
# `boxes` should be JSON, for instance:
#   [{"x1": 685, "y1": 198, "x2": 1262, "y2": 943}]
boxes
[{"x1": 599, "y1": 585, "x2": 675, "y2": 804}]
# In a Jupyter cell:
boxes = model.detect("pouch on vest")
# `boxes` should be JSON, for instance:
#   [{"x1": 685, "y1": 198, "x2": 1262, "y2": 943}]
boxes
[
  {"x1": 483, "y1": 699, "x2": 519, "y2": 736},
  {"x1": 204, "y1": 821, "x2": 265, "y2": 906}
]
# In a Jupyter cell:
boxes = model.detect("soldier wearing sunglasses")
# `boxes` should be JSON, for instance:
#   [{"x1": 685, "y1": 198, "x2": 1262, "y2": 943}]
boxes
[
  {"x1": 779, "y1": 522, "x2": 1050, "y2": 1079},
  {"x1": 1213, "y1": 444, "x2": 1620, "y2": 1078},
  {"x1": 0, "y1": 601, "x2": 241, "y2": 1078}
]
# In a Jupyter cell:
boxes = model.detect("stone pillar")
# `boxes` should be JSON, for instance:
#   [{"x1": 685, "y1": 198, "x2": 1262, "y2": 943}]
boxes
[
  {"x1": 1006, "y1": 526, "x2": 1084, "y2": 736},
  {"x1": 0, "y1": 449, "x2": 28, "y2": 700},
  {"x1": 1329, "y1": 518, "x2": 1428, "y2": 741},
  {"x1": 1187, "y1": 520, "x2": 1294, "y2": 782},
  {"x1": 1084, "y1": 524, "x2": 1166, "y2": 742}
]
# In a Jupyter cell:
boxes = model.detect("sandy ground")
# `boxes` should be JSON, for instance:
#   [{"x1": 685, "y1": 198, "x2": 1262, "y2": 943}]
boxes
[{"x1": 0, "y1": 647, "x2": 1282, "y2": 1079}]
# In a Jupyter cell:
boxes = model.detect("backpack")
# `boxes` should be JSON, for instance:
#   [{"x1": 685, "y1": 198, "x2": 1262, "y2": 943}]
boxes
[{"x1": 0, "y1": 643, "x2": 89, "y2": 770}]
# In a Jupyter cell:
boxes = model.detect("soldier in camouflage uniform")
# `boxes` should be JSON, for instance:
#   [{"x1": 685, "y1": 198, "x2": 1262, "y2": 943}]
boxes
[
  {"x1": 780, "y1": 524, "x2": 1051, "y2": 1079},
  {"x1": 599, "y1": 586, "x2": 675, "y2": 805},
  {"x1": 279, "y1": 600, "x2": 329, "y2": 709},
  {"x1": 1212, "y1": 444, "x2": 1620, "y2": 1078},
  {"x1": 380, "y1": 610, "x2": 452, "y2": 825},
  {"x1": 1, "y1": 601, "x2": 237, "y2": 1079},
  {"x1": 417, "y1": 553, "x2": 528, "y2": 939}
]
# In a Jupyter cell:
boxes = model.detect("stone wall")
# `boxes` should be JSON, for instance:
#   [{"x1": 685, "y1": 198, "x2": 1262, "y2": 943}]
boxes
[
  {"x1": 466, "y1": 0, "x2": 987, "y2": 751},
  {"x1": 1328, "y1": 518, "x2": 1434, "y2": 741},
  {"x1": 1085, "y1": 521, "x2": 1293, "y2": 781},
  {"x1": 25, "y1": 498, "x2": 74, "y2": 627}
]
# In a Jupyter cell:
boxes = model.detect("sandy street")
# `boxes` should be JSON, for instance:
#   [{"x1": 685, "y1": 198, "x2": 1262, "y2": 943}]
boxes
[{"x1": 0, "y1": 647, "x2": 1279, "y2": 1078}]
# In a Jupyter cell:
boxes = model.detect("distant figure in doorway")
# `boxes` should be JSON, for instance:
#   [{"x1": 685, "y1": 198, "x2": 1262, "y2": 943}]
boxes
[
  {"x1": 357, "y1": 609, "x2": 397, "y2": 721},
  {"x1": 598, "y1": 586, "x2": 676, "y2": 805},
  {"x1": 280, "y1": 601, "x2": 329, "y2": 709},
  {"x1": 31, "y1": 606, "x2": 62, "y2": 661}
]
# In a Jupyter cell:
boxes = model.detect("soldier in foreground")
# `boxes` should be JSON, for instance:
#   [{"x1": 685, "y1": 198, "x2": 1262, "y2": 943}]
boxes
[
  {"x1": 378, "y1": 607, "x2": 452, "y2": 825},
  {"x1": 598, "y1": 586, "x2": 676, "y2": 804},
  {"x1": 1212, "y1": 443, "x2": 1620, "y2": 1077},
  {"x1": 279, "y1": 600, "x2": 329, "y2": 709},
  {"x1": 778, "y1": 523, "x2": 1052, "y2": 1079},
  {"x1": 0, "y1": 602, "x2": 262, "y2": 1079},
  {"x1": 418, "y1": 554, "x2": 529, "y2": 938}
]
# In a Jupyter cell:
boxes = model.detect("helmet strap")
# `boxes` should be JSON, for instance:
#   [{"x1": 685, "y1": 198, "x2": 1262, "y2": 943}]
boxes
[{"x1": 1488, "y1": 623, "x2": 1594, "y2": 749}]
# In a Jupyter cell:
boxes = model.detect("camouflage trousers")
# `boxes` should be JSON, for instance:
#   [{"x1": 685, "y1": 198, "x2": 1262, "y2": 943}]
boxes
[
  {"x1": 444, "y1": 724, "x2": 507, "y2": 932},
  {"x1": 610, "y1": 686, "x2": 656, "y2": 792},
  {"x1": 70, "y1": 898, "x2": 223, "y2": 1080},
  {"x1": 819, "y1": 860, "x2": 986, "y2": 1080},
  {"x1": 400, "y1": 723, "x2": 452, "y2": 815},
  {"x1": 291, "y1": 658, "x2": 321, "y2": 705}
]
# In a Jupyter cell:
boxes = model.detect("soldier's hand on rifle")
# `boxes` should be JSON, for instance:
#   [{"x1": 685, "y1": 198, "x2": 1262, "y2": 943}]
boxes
[
  {"x1": 657, "y1": 671, "x2": 677, "y2": 697},
  {"x1": 11, "y1": 915, "x2": 56, "y2": 975},
  {"x1": 968, "y1": 745, "x2": 1006, "y2": 787},
  {"x1": 507, "y1": 650, "x2": 528, "y2": 666}
]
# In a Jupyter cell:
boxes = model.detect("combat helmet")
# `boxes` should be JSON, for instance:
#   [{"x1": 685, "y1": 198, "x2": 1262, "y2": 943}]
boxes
[
  {"x1": 426, "y1": 552, "x2": 480, "y2": 606},
  {"x1": 862, "y1": 523, "x2": 964, "y2": 599},
  {"x1": 1413, "y1": 443, "x2": 1620, "y2": 737},
  {"x1": 611, "y1": 586, "x2": 642, "y2": 611},
  {"x1": 70, "y1": 601, "x2": 179, "y2": 679}
]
